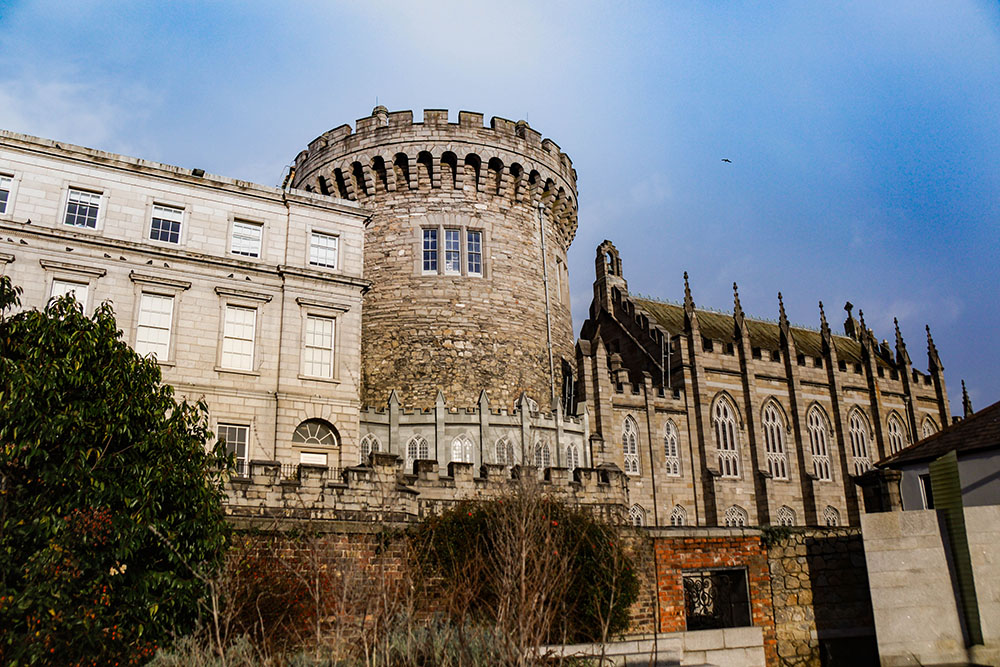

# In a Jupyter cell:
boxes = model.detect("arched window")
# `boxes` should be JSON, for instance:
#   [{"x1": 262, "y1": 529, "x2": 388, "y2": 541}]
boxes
[
  {"x1": 566, "y1": 443, "x2": 581, "y2": 472},
  {"x1": 921, "y1": 417, "x2": 938, "y2": 440},
  {"x1": 669, "y1": 505, "x2": 687, "y2": 526},
  {"x1": 887, "y1": 414, "x2": 907, "y2": 455},
  {"x1": 713, "y1": 397, "x2": 740, "y2": 478},
  {"x1": 629, "y1": 504, "x2": 645, "y2": 527},
  {"x1": 406, "y1": 435, "x2": 430, "y2": 468},
  {"x1": 724, "y1": 505, "x2": 748, "y2": 527},
  {"x1": 623, "y1": 416, "x2": 640, "y2": 475},
  {"x1": 495, "y1": 436, "x2": 516, "y2": 467},
  {"x1": 807, "y1": 406, "x2": 832, "y2": 481},
  {"x1": 451, "y1": 434, "x2": 474, "y2": 464},
  {"x1": 664, "y1": 420, "x2": 681, "y2": 476},
  {"x1": 292, "y1": 419, "x2": 339, "y2": 447},
  {"x1": 848, "y1": 411, "x2": 871, "y2": 474},
  {"x1": 776, "y1": 506, "x2": 795, "y2": 527},
  {"x1": 824, "y1": 506, "x2": 840, "y2": 527},
  {"x1": 360, "y1": 433, "x2": 381, "y2": 463},
  {"x1": 762, "y1": 403, "x2": 788, "y2": 480},
  {"x1": 533, "y1": 441, "x2": 551, "y2": 468}
]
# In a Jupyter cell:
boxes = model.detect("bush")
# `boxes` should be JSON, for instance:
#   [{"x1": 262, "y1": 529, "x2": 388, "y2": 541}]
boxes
[{"x1": 0, "y1": 278, "x2": 231, "y2": 665}]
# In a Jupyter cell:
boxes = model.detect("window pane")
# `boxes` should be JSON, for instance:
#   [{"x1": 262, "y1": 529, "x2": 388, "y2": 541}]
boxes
[
  {"x1": 444, "y1": 229, "x2": 460, "y2": 274},
  {"x1": 50, "y1": 280, "x2": 89, "y2": 309},
  {"x1": 218, "y1": 424, "x2": 249, "y2": 475},
  {"x1": 64, "y1": 189, "x2": 101, "y2": 228},
  {"x1": 231, "y1": 221, "x2": 262, "y2": 257},
  {"x1": 135, "y1": 293, "x2": 174, "y2": 359},
  {"x1": 422, "y1": 228, "x2": 438, "y2": 273},
  {"x1": 0, "y1": 175, "x2": 11, "y2": 214},
  {"x1": 309, "y1": 231, "x2": 338, "y2": 268},
  {"x1": 150, "y1": 204, "x2": 183, "y2": 244},
  {"x1": 303, "y1": 314, "x2": 335, "y2": 377},
  {"x1": 221, "y1": 305, "x2": 256, "y2": 370},
  {"x1": 467, "y1": 230, "x2": 482, "y2": 275}
]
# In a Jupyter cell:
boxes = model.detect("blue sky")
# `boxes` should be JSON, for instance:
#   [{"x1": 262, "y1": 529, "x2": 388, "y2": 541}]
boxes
[{"x1": 1, "y1": 1, "x2": 998, "y2": 413}]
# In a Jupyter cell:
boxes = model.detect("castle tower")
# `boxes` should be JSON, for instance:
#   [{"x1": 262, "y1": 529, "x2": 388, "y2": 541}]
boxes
[{"x1": 292, "y1": 108, "x2": 579, "y2": 410}]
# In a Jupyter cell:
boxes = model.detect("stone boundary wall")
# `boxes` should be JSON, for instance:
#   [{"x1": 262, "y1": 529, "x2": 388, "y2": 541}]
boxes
[{"x1": 766, "y1": 528, "x2": 877, "y2": 667}]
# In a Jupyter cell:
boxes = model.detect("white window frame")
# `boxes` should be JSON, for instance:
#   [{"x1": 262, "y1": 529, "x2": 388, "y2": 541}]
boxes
[
  {"x1": 217, "y1": 423, "x2": 250, "y2": 477},
  {"x1": 533, "y1": 441, "x2": 551, "y2": 468},
  {"x1": 451, "y1": 434, "x2": 474, "y2": 464},
  {"x1": 302, "y1": 313, "x2": 336, "y2": 379},
  {"x1": 664, "y1": 420, "x2": 681, "y2": 476},
  {"x1": 566, "y1": 443, "x2": 581, "y2": 472},
  {"x1": 623, "y1": 415, "x2": 640, "y2": 475},
  {"x1": 309, "y1": 230, "x2": 339, "y2": 269},
  {"x1": 230, "y1": 219, "x2": 263, "y2": 258},
  {"x1": 63, "y1": 187, "x2": 103, "y2": 229},
  {"x1": 134, "y1": 292, "x2": 175, "y2": 361},
  {"x1": 419, "y1": 225, "x2": 485, "y2": 277},
  {"x1": 422, "y1": 228, "x2": 438, "y2": 274},
  {"x1": 467, "y1": 229, "x2": 483, "y2": 277},
  {"x1": 714, "y1": 397, "x2": 741, "y2": 478},
  {"x1": 0, "y1": 173, "x2": 16, "y2": 217},
  {"x1": 49, "y1": 278, "x2": 90, "y2": 311},
  {"x1": 406, "y1": 435, "x2": 430, "y2": 469},
  {"x1": 444, "y1": 228, "x2": 461, "y2": 275},
  {"x1": 808, "y1": 407, "x2": 832, "y2": 481},
  {"x1": 495, "y1": 436, "x2": 516, "y2": 467},
  {"x1": 849, "y1": 410, "x2": 872, "y2": 475},
  {"x1": 149, "y1": 203, "x2": 184, "y2": 245},
  {"x1": 762, "y1": 403, "x2": 788, "y2": 480},
  {"x1": 360, "y1": 433, "x2": 381, "y2": 463},
  {"x1": 220, "y1": 304, "x2": 257, "y2": 372}
]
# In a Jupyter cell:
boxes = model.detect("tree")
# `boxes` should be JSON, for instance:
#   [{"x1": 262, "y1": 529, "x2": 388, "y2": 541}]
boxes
[{"x1": 0, "y1": 277, "x2": 231, "y2": 666}]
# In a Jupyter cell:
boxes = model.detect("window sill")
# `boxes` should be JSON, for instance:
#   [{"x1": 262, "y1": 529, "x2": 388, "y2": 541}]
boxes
[
  {"x1": 154, "y1": 359, "x2": 177, "y2": 368},
  {"x1": 214, "y1": 366, "x2": 261, "y2": 377},
  {"x1": 297, "y1": 374, "x2": 340, "y2": 384}
]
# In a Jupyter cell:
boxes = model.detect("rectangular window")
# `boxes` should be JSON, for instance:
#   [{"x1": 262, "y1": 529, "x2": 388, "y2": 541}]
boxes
[
  {"x1": 302, "y1": 314, "x2": 335, "y2": 378},
  {"x1": 218, "y1": 423, "x2": 249, "y2": 476},
  {"x1": 422, "y1": 228, "x2": 438, "y2": 273},
  {"x1": 231, "y1": 220, "x2": 262, "y2": 257},
  {"x1": 135, "y1": 293, "x2": 174, "y2": 360},
  {"x1": 309, "y1": 231, "x2": 339, "y2": 269},
  {"x1": 0, "y1": 175, "x2": 11, "y2": 214},
  {"x1": 683, "y1": 569, "x2": 752, "y2": 631},
  {"x1": 467, "y1": 230, "x2": 483, "y2": 276},
  {"x1": 64, "y1": 188, "x2": 101, "y2": 228},
  {"x1": 221, "y1": 305, "x2": 256, "y2": 371},
  {"x1": 919, "y1": 473, "x2": 934, "y2": 509},
  {"x1": 50, "y1": 279, "x2": 89, "y2": 309},
  {"x1": 444, "y1": 228, "x2": 461, "y2": 274},
  {"x1": 149, "y1": 204, "x2": 183, "y2": 244}
]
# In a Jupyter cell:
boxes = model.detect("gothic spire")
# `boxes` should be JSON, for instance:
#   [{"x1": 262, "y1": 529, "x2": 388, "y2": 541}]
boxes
[
  {"x1": 683, "y1": 271, "x2": 694, "y2": 312},
  {"x1": 926, "y1": 324, "x2": 943, "y2": 372},
  {"x1": 819, "y1": 301, "x2": 830, "y2": 337},
  {"x1": 777, "y1": 292, "x2": 789, "y2": 332},
  {"x1": 962, "y1": 380, "x2": 973, "y2": 417},
  {"x1": 733, "y1": 282, "x2": 745, "y2": 328},
  {"x1": 894, "y1": 317, "x2": 910, "y2": 365}
]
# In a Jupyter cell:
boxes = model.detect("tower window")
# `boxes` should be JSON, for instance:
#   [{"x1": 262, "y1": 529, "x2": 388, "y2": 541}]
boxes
[
  {"x1": 444, "y1": 229, "x2": 461, "y2": 274},
  {"x1": 422, "y1": 228, "x2": 438, "y2": 273},
  {"x1": 467, "y1": 230, "x2": 483, "y2": 276},
  {"x1": 420, "y1": 226, "x2": 484, "y2": 277}
]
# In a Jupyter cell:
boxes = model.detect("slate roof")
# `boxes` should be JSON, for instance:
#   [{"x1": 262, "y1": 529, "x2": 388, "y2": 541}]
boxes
[
  {"x1": 633, "y1": 298, "x2": 864, "y2": 364},
  {"x1": 879, "y1": 399, "x2": 1000, "y2": 467}
]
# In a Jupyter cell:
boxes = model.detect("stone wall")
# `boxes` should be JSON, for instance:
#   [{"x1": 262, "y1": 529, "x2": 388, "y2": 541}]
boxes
[{"x1": 766, "y1": 528, "x2": 877, "y2": 666}]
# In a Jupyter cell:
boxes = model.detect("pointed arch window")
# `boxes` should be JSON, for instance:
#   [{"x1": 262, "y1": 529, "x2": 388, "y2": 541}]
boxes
[
  {"x1": 823, "y1": 506, "x2": 840, "y2": 527},
  {"x1": 724, "y1": 505, "x2": 748, "y2": 527},
  {"x1": 713, "y1": 397, "x2": 740, "y2": 478},
  {"x1": 921, "y1": 418, "x2": 938, "y2": 440},
  {"x1": 360, "y1": 433, "x2": 381, "y2": 463},
  {"x1": 887, "y1": 414, "x2": 907, "y2": 455},
  {"x1": 776, "y1": 506, "x2": 795, "y2": 527},
  {"x1": 533, "y1": 441, "x2": 551, "y2": 468},
  {"x1": 664, "y1": 420, "x2": 681, "y2": 476},
  {"x1": 623, "y1": 415, "x2": 640, "y2": 475},
  {"x1": 495, "y1": 436, "x2": 516, "y2": 467},
  {"x1": 451, "y1": 434, "x2": 474, "y2": 464},
  {"x1": 848, "y1": 411, "x2": 871, "y2": 475},
  {"x1": 807, "y1": 407, "x2": 832, "y2": 481},
  {"x1": 629, "y1": 504, "x2": 645, "y2": 527},
  {"x1": 762, "y1": 403, "x2": 788, "y2": 480},
  {"x1": 566, "y1": 443, "x2": 581, "y2": 472},
  {"x1": 669, "y1": 505, "x2": 687, "y2": 527},
  {"x1": 406, "y1": 435, "x2": 430, "y2": 469}
]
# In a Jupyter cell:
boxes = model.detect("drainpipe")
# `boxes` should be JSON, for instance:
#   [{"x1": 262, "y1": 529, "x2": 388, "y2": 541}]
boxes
[{"x1": 537, "y1": 204, "x2": 557, "y2": 410}]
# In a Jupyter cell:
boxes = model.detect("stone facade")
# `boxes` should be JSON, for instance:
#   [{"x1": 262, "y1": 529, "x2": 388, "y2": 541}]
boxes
[
  {"x1": 291, "y1": 107, "x2": 578, "y2": 411},
  {"x1": 0, "y1": 129, "x2": 369, "y2": 468},
  {"x1": 580, "y1": 240, "x2": 952, "y2": 528}
]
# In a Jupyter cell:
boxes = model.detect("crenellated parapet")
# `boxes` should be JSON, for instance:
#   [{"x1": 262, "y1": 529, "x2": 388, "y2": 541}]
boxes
[
  {"x1": 292, "y1": 107, "x2": 579, "y2": 246},
  {"x1": 223, "y1": 453, "x2": 629, "y2": 524}
]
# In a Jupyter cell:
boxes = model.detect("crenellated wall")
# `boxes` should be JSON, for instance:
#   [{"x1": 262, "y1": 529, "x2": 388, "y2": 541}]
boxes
[{"x1": 291, "y1": 107, "x2": 579, "y2": 410}]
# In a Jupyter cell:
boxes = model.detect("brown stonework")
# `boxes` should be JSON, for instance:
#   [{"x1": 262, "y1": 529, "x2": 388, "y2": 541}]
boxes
[{"x1": 292, "y1": 108, "x2": 579, "y2": 410}]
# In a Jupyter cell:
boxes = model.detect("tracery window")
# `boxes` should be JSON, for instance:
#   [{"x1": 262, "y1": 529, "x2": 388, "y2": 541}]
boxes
[
  {"x1": 848, "y1": 411, "x2": 872, "y2": 474},
  {"x1": 669, "y1": 505, "x2": 687, "y2": 526},
  {"x1": 807, "y1": 406, "x2": 832, "y2": 481},
  {"x1": 776, "y1": 506, "x2": 795, "y2": 527},
  {"x1": 360, "y1": 433, "x2": 381, "y2": 463},
  {"x1": 406, "y1": 435, "x2": 430, "y2": 468},
  {"x1": 566, "y1": 443, "x2": 581, "y2": 472},
  {"x1": 623, "y1": 415, "x2": 640, "y2": 475},
  {"x1": 451, "y1": 434, "x2": 474, "y2": 464},
  {"x1": 823, "y1": 506, "x2": 840, "y2": 527},
  {"x1": 724, "y1": 505, "x2": 748, "y2": 527},
  {"x1": 664, "y1": 420, "x2": 681, "y2": 476},
  {"x1": 713, "y1": 397, "x2": 740, "y2": 478},
  {"x1": 921, "y1": 418, "x2": 938, "y2": 440},
  {"x1": 533, "y1": 441, "x2": 551, "y2": 468},
  {"x1": 629, "y1": 504, "x2": 645, "y2": 527},
  {"x1": 495, "y1": 436, "x2": 516, "y2": 467},
  {"x1": 887, "y1": 414, "x2": 907, "y2": 455},
  {"x1": 762, "y1": 403, "x2": 788, "y2": 480}
]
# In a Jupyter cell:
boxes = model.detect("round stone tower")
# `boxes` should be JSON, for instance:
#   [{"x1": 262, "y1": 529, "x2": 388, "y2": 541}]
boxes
[{"x1": 292, "y1": 107, "x2": 579, "y2": 410}]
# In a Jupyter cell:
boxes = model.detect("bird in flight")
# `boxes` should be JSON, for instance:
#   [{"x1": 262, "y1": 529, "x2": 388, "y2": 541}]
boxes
[{"x1": 721, "y1": 158, "x2": 732, "y2": 163}]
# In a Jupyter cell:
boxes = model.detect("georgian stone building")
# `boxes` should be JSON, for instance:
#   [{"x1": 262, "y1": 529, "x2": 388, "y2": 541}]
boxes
[{"x1": 0, "y1": 107, "x2": 953, "y2": 529}]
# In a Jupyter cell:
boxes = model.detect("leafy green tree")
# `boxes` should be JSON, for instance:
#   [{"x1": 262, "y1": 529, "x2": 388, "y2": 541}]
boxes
[{"x1": 0, "y1": 277, "x2": 231, "y2": 666}]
